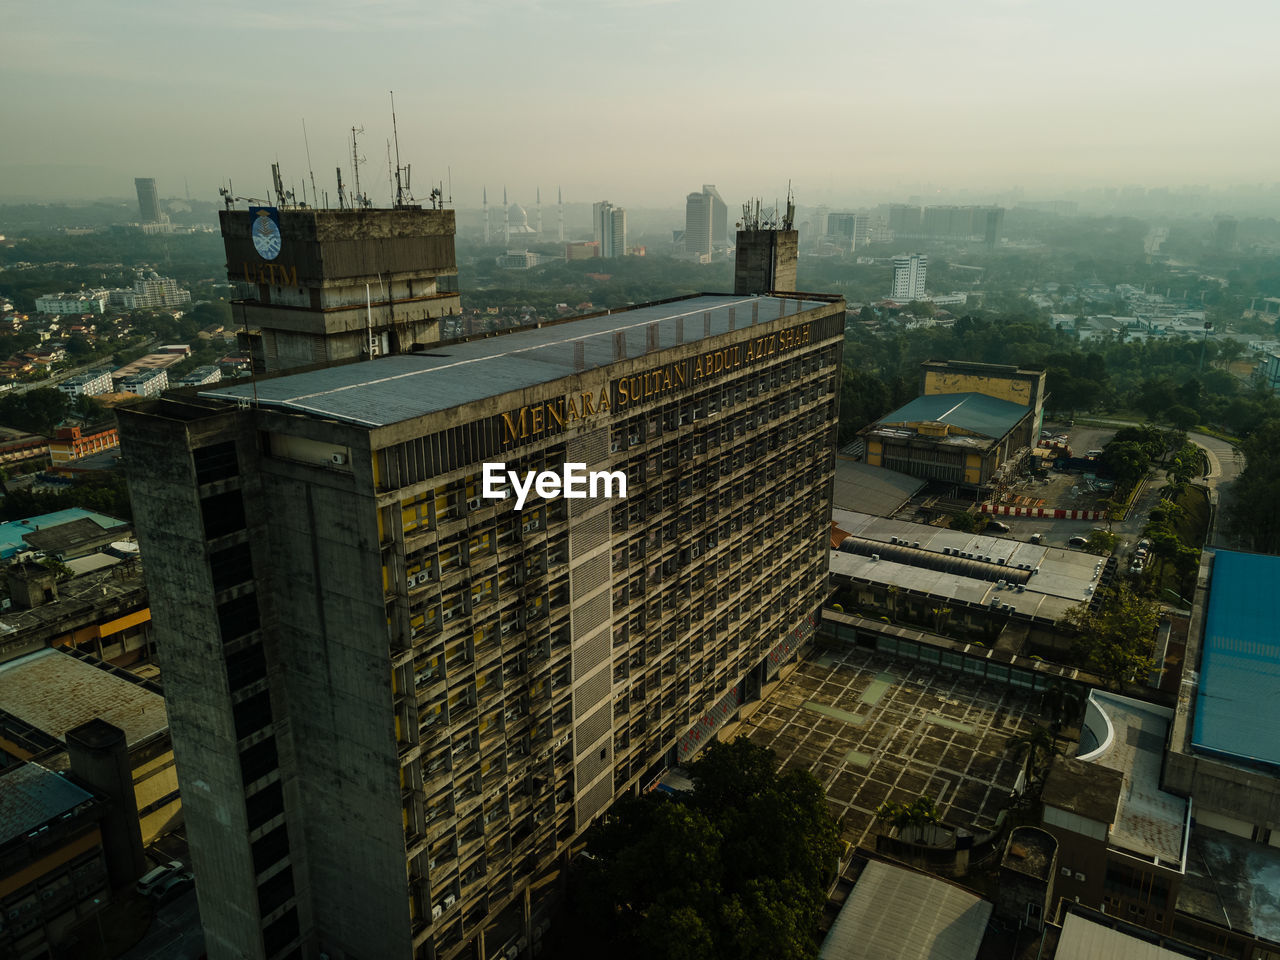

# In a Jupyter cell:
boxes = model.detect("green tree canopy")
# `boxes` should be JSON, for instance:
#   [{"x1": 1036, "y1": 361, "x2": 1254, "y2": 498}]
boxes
[
  {"x1": 561, "y1": 738, "x2": 840, "y2": 960},
  {"x1": 1060, "y1": 582, "x2": 1158, "y2": 687}
]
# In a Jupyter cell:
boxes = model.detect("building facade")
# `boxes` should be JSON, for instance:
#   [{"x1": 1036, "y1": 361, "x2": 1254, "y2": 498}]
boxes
[
  {"x1": 35, "y1": 291, "x2": 109, "y2": 315},
  {"x1": 107, "y1": 273, "x2": 191, "y2": 311},
  {"x1": 891, "y1": 254, "x2": 927, "y2": 300},
  {"x1": 118, "y1": 368, "x2": 168, "y2": 397},
  {"x1": 685, "y1": 191, "x2": 713, "y2": 257},
  {"x1": 591, "y1": 202, "x2": 626, "y2": 258},
  {"x1": 57, "y1": 370, "x2": 114, "y2": 399},
  {"x1": 119, "y1": 291, "x2": 844, "y2": 960},
  {"x1": 135, "y1": 178, "x2": 161, "y2": 223}
]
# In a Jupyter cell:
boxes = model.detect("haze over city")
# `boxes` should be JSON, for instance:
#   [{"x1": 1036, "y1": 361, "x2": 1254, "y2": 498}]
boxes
[{"x1": 6, "y1": 0, "x2": 1278, "y2": 205}]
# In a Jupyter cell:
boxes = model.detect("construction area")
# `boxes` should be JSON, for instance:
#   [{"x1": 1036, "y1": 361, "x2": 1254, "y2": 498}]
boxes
[{"x1": 740, "y1": 644, "x2": 1043, "y2": 851}]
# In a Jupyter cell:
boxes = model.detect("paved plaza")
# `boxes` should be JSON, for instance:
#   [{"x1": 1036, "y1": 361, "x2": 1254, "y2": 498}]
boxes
[{"x1": 742, "y1": 644, "x2": 1043, "y2": 850}]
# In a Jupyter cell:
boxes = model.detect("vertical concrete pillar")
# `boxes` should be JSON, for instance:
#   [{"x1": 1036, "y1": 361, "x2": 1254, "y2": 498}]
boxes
[{"x1": 66, "y1": 718, "x2": 146, "y2": 889}]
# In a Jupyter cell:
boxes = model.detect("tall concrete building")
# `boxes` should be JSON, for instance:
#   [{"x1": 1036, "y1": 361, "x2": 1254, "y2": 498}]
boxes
[
  {"x1": 218, "y1": 206, "x2": 460, "y2": 372},
  {"x1": 592, "y1": 201, "x2": 626, "y2": 258},
  {"x1": 135, "y1": 177, "x2": 161, "y2": 223},
  {"x1": 891, "y1": 253, "x2": 927, "y2": 300},
  {"x1": 684, "y1": 191, "x2": 713, "y2": 257},
  {"x1": 119, "y1": 291, "x2": 845, "y2": 960}
]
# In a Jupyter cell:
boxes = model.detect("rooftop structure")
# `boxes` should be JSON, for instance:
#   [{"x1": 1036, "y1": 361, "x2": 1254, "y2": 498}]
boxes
[
  {"x1": 0, "y1": 508, "x2": 129, "y2": 561},
  {"x1": 1078, "y1": 691, "x2": 1188, "y2": 868},
  {"x1": 830, "y1": 509, "x2": 1108, "y2": 624},
  {"x1": 1055, "y1": 911, "x2": 1203, "y2": 960},
  {"x1": 831, "y1": 457, "x2": 925, "y2": 517},
  {"x1": 1192, "y1": 549, "x2": 1280, "y2": 770},
  {"x1": 218, "y1": 206, "x2": 460, "y2": 372},
  {"x1": 0, "y1": 762, "x2": 95, "y2": 846},
  {"x1": 0, "y1": 648, "x2": 168, "y2": 752},
  {"x1": 819, "y1": 859, "x2": 991, "y2": 960}
]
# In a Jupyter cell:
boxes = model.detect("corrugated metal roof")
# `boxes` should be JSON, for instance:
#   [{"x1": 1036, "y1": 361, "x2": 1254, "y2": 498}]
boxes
[
  {"x1": 1193, "y1": 550, "x2": 1280, "y2": 770},
  {"x1": 876, "y1": 392, "x2": 1030, "y2": 440},
  {"x1": 0, "y1": 509, "x2": 128, "y2": 560},
  {"x1": 0, "y1": 762, "x2": 94, "y2": 846},
  {"x1": 832, "y1": 458, "x2": 925, "y2": 517},
  {"x1": 819, "y1": 859, "x2": 990, "y2": 960},
  {"x1": 200, "y1": 294, "x2": 831, "y2": 428},
  {"x1": 0, "y1": 648, "x2": 168, "y2": 748},
  {"x1": 1055, "y1": 912, "x2": 1197, "y2": 959}
]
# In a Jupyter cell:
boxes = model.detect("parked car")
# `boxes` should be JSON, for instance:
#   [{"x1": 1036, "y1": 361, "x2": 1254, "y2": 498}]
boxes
[
  {"x1": 136, "y1": 860, "x2": 185, "y2": 897},
  {"x1": 1067, "y1": 535, "x2": 1089, "y2": 547},
  {"x1": 150, "y1": 870, "x2": 195, "y2": 904},
  {"x1": 986, "y1": 520, "x2": 1011, "y2": 533},
  {"x1": 1030, "y1": 533, "x2": 1043, "y2": 544}
]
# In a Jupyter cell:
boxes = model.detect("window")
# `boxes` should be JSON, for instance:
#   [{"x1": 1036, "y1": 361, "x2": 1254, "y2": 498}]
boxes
[
  {"x1": 246, "y1": 781, "x2": 284, "y2": 831},
  {"x1": 240, "y1": 737, "x2": 278, "y2": 785},
  {"x1": 226, "y1": 643, "x2": 267, "y2": 692},
  {"x1": 217, "y1": 594, "x2": 261, "y2": 643},
  {"x1": 233, "y1": 690, "x2": 273, "y2": 740},
  {"x1": 257, "y1": 866, "x2": 295, "y2": 916},
  {"x1": 210, "y1": 541, "x2": 254, "y2": 592},
  {"x1": 202, "y1": 490, "x2": 246, "y2": 539}
]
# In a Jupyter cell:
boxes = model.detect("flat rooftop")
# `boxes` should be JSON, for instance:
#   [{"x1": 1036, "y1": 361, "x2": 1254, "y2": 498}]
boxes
[
  {"x1": 819, "y1": 859, "x2": 990, "y2": 960},
  {"x1": 1193, "y1": 549, "x2": 1280, "y2": 771},
  {"x1": 1056, "y1": 912, "x2": 1201, "y2": 959},
  {"x1": 1079, "y1": 691, "x2": 1187, "y2": 868},
  {"x1": 201, "y1": 293, "x2": 836, "y2": 428},
  {"x1": 0, "y1": 508, "x2": 129, "y2": 560},
  {"x1": 830, "y1": 509, "x2": 1106, "y2": 622},
  {"x1": 0, "y1": 647, "x2": 167, "y2": 750},
  {"x1": 743, "y1": 644, "x2": 1040, "y2": 851},
  {"x1": 0, "y1": 762, "x2": 95, "y2": 846},
  {"x1": 1178, "y1": 823, "x2": 1280, "y2": 944},
  {"x1": 871, "y1": 391, "x2": 1030, "y2": 441}
]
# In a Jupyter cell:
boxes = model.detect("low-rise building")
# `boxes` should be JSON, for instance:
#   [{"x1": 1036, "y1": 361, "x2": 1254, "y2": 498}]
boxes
[
  {"x1": 0, "y1": 648, "x2": 178, "y2": 844},
  {"x1": 0, "y1": 762, "x2": 110, "y2": 960},
  {"x1": 34, "y1": 291, "x2": 109, "y2": 316},
  {"x1": 117, "y1": 368, "x2": 167, "y2": 397},
  {"x1": 49, "y1": 424, "x2": 120, "y2": 464},
  {"x1": 174, "y1": 365, "x2": 222, "y2": 388},
  {"x1": 56, "y1": 370, "x2": 113, "y2": 398}
]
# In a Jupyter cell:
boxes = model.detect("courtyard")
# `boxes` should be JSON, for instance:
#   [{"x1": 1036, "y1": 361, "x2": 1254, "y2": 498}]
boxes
[{"x1": 741, "y1": 645, "x2": 1045, "y2": 850}]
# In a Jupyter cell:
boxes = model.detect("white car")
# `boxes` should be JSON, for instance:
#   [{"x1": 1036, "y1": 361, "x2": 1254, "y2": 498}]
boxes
[{"x1": 136, "y1": 860, "x2": 185, "y2": 897}]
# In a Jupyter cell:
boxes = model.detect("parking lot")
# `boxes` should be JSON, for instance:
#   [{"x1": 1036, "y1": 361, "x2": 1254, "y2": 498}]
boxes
[{"x1": 741, "y1": 645, "x2": 1042, "y2": 851}]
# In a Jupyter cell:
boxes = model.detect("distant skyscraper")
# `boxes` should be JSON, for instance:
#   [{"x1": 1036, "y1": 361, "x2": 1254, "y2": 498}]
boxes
[
  {"x1": 891, "y1": 254, "x2": 927, "y2": 300},
  {"x1": 135, "y1": 178, "x2": 161, "y2": 223},
  {"x1": 684, "y1": 191, "x2": 713, "y2": 257},
  {"x1": 703, "y1": 185, "x2": 727, "y2": 245},
  {"x1": 557, "y1": 186, "x2": 564, "y2": 243},
  {"x1": 593, "y1": 201, "x2": 626, "y2": 258}
]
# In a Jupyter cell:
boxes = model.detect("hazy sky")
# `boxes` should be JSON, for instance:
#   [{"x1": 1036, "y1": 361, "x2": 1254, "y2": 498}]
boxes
[{"x1": 5, "y1": 0, "x2": 1278, "y2": 208}]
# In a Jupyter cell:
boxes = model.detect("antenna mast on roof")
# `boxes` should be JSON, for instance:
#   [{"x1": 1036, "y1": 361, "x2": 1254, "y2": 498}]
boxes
[
  {"x1": 390, "y1": 90, "x2": 411, "y2": 207},
  {"x1": 351, "y1": 125, "x2": 368, "y2": 208},
  {"x1": 302, "y1": 118, "x2": 320, "y2": 209}
]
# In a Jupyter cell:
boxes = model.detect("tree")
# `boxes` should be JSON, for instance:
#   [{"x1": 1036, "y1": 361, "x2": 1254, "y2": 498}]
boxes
[
  {"x1": 1060, "y1": 582, "x2": 1158, "y2": 687},
  {"x1": 1166, "y1": 404, "x2": 1198, "y2": 432},
  {"x1": 875, "y1": 795, "x2": 941, "y2": 833},
  {"x1": 1084, "y1": 530, "x2": 1117, "y2": 555},
  {"x1": 948, "y1": 511, "x2": 982, "y2": 533},
  {"x1": 561, "y1": 739, "x2": 840, "y2": 960}
]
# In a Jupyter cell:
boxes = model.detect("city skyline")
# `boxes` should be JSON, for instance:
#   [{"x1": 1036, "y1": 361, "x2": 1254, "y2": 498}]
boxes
[{"x1": 5, "y1": 0, "x2": 1279, "y2": 205}]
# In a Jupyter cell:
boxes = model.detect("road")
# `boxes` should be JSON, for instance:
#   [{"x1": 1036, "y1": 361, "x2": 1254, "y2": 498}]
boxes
[{"x1": 120, "y1": 886, "x2": 204, "y2": 960}]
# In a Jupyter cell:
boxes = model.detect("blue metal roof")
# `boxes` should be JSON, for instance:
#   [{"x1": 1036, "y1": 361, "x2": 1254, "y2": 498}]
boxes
[
  {"x1": 876, "y1": 392, "x2": 1030, "y2": 439},
  {"x1": 200, "y1": 294, "x2": 833, "y2": 429},
  {"x1": 0, "y1": 509, "x2": 129, "y2": 560},
  {"x1": 0, "y1": 763, "x2": 94, "y2": 845},
  {"x1": 1193, "y1": 550, "x2": 1280, "y2": 770}
]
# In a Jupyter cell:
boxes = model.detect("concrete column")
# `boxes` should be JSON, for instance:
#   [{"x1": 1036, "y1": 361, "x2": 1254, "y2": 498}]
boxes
[{"x1": 66, "y1": 718, "x2": 146, "y2": 889}]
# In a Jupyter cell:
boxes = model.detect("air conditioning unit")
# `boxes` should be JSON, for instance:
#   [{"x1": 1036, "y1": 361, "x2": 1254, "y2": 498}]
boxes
[
  {"x1": 442, "y1": 608, "x2": 455, "y2": 622},
  {"x1": 432, "y1": 905, "x2": 443, "y2": 921},
  {"x1": 406, "y1": 578, "x2": 417, "y2": 591},
  {"x1": 913, "y1": 541, "x2": 921, "y2": 549},
  {"x1": 942, "y1": 547, "x2": 951, "y2": 555},
  {"x1": 443, "y1": 894, "x2": 457, "y2": 908},
  {"x1": 330, "y1": 452, "x2": 347, "y2": 465},
  {"x1": 418, "y1": 570, "x2": 434, "y2": 584},
  {"x1": 610, "y1": 440, "x2": 620, "y2": 453}
]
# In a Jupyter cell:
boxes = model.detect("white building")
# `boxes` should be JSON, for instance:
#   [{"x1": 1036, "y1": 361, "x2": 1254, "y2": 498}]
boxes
[
  {"x1": 891, "y1": 254, "x2": 927, "y2": 300},
  {"x1": 592, "y1": 201, "x2": 627, "y2": 258},
  {"x1": 35, "y1": 291, "x2": 108, "y2": 315},
  {"x1": 175, "y1": 366, "x2": 223, "y2": 388},
  {"x1": 117, "y1": 368, "x2": 168, "y2": 397},
  {"x1": 108, "y1": 272, "x2": 192, "y2": 310},
  {"x1": 57, "y1": 369, "x2": 114, "y2": 398}
]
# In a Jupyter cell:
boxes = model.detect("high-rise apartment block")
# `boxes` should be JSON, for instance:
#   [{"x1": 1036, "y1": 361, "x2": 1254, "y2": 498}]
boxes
[
  {"x1": 135, "y1": 177, "x2": 162, "y2": 223},
  {"x1": 684, "y1": 192, "x2": 713, "y2": 257},
  {"x1": 891, "y1": 254, "x2": 927, "y2": 300},
  {"x1": 591, "y1": 201, "x2": 626, "y2": 258},
  {"x1": 119, "y1": 288, "x2": 844, "y2": 960},
  {"x1": 219, "y1": 206, "x2": 460, "y2": 373}
]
